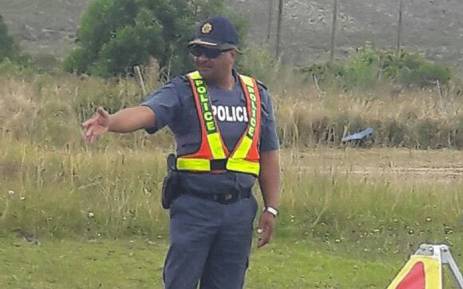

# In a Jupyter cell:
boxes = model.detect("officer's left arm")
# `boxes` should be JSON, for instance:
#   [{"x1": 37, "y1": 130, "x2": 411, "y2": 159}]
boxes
[
  {"x1": 259, "y1": 150, "x2": 280, "y2": 211},
  {"x1": 256, "y1": 82, "x2": 280, "y2": 248},
  {"x1": 257, "y1": 149, "x2": 280, "y2": 248}
]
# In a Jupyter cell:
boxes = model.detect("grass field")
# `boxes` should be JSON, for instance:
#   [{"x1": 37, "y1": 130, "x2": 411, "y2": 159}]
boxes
[
  {"x1": 2, "y1": 143, "x2": 463, "y2": 288},
  {"x1": 0, "y1": 236, "x2": 400, "y2": 289},
  {"x1": 2, "y1": 68, "x2": 463, "y2": 288}
]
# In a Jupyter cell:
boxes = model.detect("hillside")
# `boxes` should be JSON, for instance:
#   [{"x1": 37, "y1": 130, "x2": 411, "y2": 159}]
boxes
[
  {"x1": 1, "y1": 0, "x2": 463, "y2": 70},
  {"x1": 0, "y1": 0, "x2": 89, "y2": 57},
  {"x1": 231, "y1": 0, "x2": 463, "y2": 70}
]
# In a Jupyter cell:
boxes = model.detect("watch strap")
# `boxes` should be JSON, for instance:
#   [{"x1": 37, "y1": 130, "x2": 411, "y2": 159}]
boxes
[{"x1": 264, "y1": 206, "x2": 278, "y2": 217}]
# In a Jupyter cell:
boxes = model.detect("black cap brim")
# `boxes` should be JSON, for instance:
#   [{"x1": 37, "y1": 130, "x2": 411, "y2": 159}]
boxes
[{"x1": 188, "y1": 39, "x2": 237, "y2": 50}]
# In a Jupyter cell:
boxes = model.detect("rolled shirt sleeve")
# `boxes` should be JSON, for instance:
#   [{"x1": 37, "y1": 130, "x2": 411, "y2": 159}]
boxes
[{"x1": 258, "y1": 86, "x2": 280, "y2": 152}]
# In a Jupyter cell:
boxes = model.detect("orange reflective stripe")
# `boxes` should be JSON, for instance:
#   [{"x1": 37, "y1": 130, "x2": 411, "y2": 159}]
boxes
[
  {"x1": 238, "y1": 74, "x2": 261, "y2": 160},
  {"x1": 226, "y1": 74, "x2": 261, "y2": 176},
  {"x1": 185, "y1": 72, "x2": 212, "y2": 159},
  {"x1": 186, "y1": 71, "x2": 227, "y2": 160}
]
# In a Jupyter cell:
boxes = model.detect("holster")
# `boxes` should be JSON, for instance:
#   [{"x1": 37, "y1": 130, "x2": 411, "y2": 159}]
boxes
[{"x1": 161, "y1": 154, "x2": 181, "y2": 209}]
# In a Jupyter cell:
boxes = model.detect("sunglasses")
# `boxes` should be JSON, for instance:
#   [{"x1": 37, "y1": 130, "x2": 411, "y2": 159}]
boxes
[{"x1": 189, "y1": 45, "x2": 232, "y2": 59}]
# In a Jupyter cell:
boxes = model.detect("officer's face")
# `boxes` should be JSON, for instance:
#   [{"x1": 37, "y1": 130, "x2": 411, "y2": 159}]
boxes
[{"x1": 191, "y1": 45, "x2": 236, "y2": 82}]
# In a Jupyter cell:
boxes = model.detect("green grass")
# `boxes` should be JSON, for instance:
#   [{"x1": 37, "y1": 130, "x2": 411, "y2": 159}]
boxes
[
  {"x1": 2, "y1": 142, "x2": 463, "y2": 287},
  {"x1": 0, "y1": 236, "x2": 402, "y2": 289},
  {"x1": 250, "y1": 239, "x2": 398, "y2": 289},
  {"x1": 1, "y1": 142, "x2": 463, "y2": 245},
  {"x1": 2, "y1": 69, "x2": 463, "y2": 287},
  {"x1": 3, "y1": 233, "x2": 463, "y2": 288},
  {"x1": 0, "y1": 236, "x2": 164, "y2": 289}
]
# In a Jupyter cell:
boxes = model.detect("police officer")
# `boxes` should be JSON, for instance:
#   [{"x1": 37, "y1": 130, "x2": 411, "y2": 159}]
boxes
[{"x1": 82, "y1": 16, "x2": 280, "y2": 289}]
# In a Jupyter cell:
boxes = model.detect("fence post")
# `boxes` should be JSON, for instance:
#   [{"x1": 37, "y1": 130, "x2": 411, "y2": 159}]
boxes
[
  {"x1": 267, "y1": 0, "x2": 274, "y2": 42},
  {"x1": 276, "y1": 0, "x2": 284, "y2": 58},
  {"x1": 329, "y1": 0, "x2": 338, "y2": 64},
  {"x1": 396, "y1": 0, "x2": 403, "y2": 56}
]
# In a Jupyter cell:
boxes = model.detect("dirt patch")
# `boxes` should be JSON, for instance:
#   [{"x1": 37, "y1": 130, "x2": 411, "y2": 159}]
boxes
[
  {"x1": 285, "y1": 148, "x2": 463, "y2": 185},
  {"x1": 347, "y1": 166, "x2": 463, "y2": 184}
]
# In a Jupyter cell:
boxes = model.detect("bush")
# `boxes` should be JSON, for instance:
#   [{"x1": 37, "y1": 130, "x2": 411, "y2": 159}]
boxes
[
  {"x1": 338, "y1": 47, "x2": 381, "y2": 90},
  {"x1": 0, "y1": 58, "x2": 35, "y2": 77},
  {"x1": 302, "y1": 47, "x2": 452, "y2": 90},
  {"x1": 236, "y1": 46, "x2": 281, "y2": 82},
  {"x1": 64, "y1": 0, "x2": 242, "y2": 78},
  {"x1": 399, "y1": 62, "x2": 451, "y2": 88}
]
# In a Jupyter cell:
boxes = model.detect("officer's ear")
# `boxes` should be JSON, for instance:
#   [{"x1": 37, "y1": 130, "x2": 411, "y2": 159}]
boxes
[{"x1": 229, "y1": 49, "x2": 238, "y2": 61}]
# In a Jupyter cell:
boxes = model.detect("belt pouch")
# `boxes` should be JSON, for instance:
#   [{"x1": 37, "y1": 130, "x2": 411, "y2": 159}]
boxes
[{"x1": 161, "y1": 154, "x2": 181, "y2": 209}]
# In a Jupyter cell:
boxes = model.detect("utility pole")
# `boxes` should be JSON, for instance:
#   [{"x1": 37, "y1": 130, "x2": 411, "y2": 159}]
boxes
[
  {"x1": 267, "y1": 0, "x2": 274, "y2": 43},
  {"x1": 276, "y1": 0, "x2": 284, "y2": 58},
  {"x1": 329, "y1": 0, "x2": 338, "y2": 64},
  {"x1": 396, "y1": 0, "x2": 403, "y2": 56}
]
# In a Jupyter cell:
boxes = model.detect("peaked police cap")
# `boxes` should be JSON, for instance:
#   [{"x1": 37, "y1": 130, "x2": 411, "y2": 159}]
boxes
[{"x1": 188, "y1": 16, "x2": 239, "y2": 50}]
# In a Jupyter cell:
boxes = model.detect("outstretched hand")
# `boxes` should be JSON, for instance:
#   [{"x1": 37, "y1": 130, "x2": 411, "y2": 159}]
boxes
[
  {"x1": 256, "y1": 211, "x2": 275, "y2": 248},
  {"x1": 82, "y1": 107, "x2": 110, "y2": 143}
]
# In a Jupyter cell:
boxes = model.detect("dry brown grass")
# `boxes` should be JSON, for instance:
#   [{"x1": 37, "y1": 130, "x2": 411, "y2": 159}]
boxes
[
  {"x1": 271, "y1": 81, "x2": 463, "y2": 148},
  {"x1": 1, "y1": 69, "x2": 463, "y2": 148},
  {"x1": 0, "y1": 70, "x2": 168, "y2": 148}
]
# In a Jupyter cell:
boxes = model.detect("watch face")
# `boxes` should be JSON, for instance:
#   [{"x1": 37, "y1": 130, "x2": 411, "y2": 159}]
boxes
[{"x1": 265, "y1": 206, "x2": 278, "y2": 217}]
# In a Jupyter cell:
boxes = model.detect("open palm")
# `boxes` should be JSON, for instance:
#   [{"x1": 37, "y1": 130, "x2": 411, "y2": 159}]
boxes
[{"x1": 82, "y1": 107, "x2": 110, "y2": 143}]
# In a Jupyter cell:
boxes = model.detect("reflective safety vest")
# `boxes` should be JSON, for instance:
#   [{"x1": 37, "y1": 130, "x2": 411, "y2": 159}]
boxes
[{"x1": 175, "y1": 70, "x2": 262, "y2": 176}]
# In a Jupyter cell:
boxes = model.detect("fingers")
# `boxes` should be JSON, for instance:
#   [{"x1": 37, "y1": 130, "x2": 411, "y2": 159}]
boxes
[
  {"x1": 82, "y1": 107, "x2": 108, "y2": 128},
  {"x1": 84, "y1": 126, "x2": 96, "y2": 143},
  {"x1": 82, "y1": 107, "x2": 109, "y2": 143},
  {"x1": 256, "y1": 224, "x2": 273, "y2": 248},
  {"x1": 82, "y1": 114, "x2": 97, "y2": 129},
  {"x1": 256, "y1": 212, "x2": 275, "y2": 248},
  {"x1": 84, "y1": 124, "x2": 108, "y2": 143},
  {"x1": 89, "y1": 134, "x2": 98, "y2": 144},
  {"x1": 257, "y1": 226, "x2": 272, "y2": 248},
  {"x1": 82, "y1": 125, "x2": 95, "y2": 144}
]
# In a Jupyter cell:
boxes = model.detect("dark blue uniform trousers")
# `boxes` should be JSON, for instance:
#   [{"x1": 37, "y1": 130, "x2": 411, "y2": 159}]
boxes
[{"x1": 163, "y1": 193, "x2": 258, "y2": 289}]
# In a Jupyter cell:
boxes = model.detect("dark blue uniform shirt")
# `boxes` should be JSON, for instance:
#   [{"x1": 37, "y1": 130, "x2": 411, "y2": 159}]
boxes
[{"x1": 141, "y1": 71, "x2": 279, "y2": 195}]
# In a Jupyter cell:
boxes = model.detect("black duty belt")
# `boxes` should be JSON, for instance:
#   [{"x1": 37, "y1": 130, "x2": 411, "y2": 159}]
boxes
[{"x1": 185, "y1": 190, "x2": 251, "y2": 205}]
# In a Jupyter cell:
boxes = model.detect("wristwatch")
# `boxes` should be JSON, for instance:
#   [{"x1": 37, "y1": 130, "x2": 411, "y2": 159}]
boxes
[{"x1": 263, "y1": 206, "x2": 279, "y2": 217}]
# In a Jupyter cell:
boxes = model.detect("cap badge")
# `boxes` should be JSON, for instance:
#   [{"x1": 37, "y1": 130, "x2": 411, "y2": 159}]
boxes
[{"x1": 201, "y1": 23, "x2": 213, "y2": 34}]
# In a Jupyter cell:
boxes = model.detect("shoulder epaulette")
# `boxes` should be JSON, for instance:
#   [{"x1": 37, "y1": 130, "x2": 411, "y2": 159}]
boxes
[
  {"x1": 256, "y1": 79, "x2": 268, "y2": 90},
  {"x1": 167, "y1": 74, "x2": 189, "y2": 86}
]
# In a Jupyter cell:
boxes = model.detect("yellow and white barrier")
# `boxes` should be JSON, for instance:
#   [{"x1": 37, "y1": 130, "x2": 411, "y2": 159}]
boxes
[{"x1": 387, "y1": 244, "x2": 463, "y2": 289}]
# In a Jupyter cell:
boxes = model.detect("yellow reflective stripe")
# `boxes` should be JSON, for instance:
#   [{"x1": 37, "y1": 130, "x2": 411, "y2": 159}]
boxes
[
  {"x1": 227, "y1": 158, "x2": 260, "y2": 176},
  {"x1": 230, "y1": 74, "x2": 258, "y2": 160},
  {"x1": 188, "y1": 70, "x2": 227, "y2": 159},
  {"x1": 176, "y1": 158, "x2": 211, "y2": 171},
  {"x1": 232, "y1": 136, "x2": 253, "y2": 159},
  {"x1": 386, "y1": 255, "x2": 442, "y2": 289},
  {"x1": 207, "y1": 132, "x2": 227, "y2": 159},
  {"x1": 226, "y1": 74, "x2": 260, "y2": 176},
  {"x1": 188, "y1": 71, "x2": 202, "y2": 80},
  {"x1": 239, "y1": 74, "x2": 254, "y2": 87}
]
